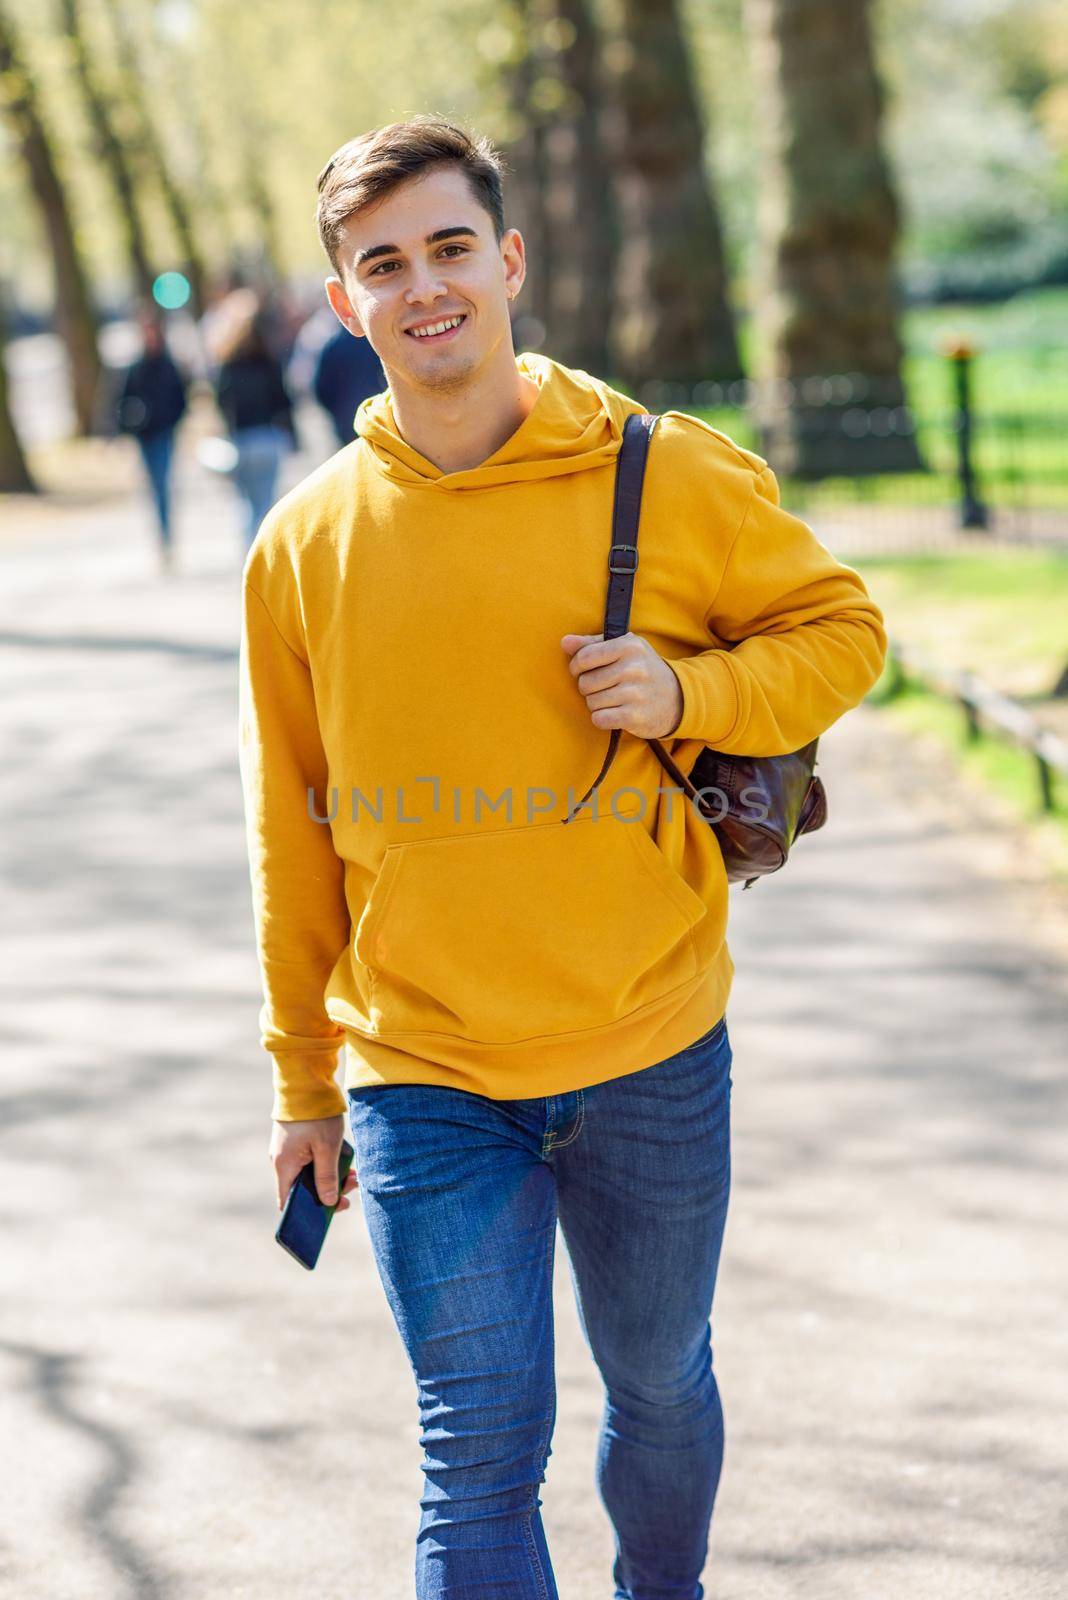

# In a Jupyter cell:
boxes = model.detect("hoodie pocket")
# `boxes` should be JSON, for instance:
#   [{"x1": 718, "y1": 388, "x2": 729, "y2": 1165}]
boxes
[{"x1": 353, "y1": 809, "x2": 707, "y2": 1043}]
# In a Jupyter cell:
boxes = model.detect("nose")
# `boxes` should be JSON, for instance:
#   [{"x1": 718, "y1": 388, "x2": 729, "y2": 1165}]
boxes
[{"x1": 405, "y1": 263, "x2": 448, "y2": 307}]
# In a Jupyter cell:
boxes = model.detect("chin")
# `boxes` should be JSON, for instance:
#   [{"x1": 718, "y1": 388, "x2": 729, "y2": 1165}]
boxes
[{"x1": 408, "y1": 350, "x2": 480, "y2": 387}]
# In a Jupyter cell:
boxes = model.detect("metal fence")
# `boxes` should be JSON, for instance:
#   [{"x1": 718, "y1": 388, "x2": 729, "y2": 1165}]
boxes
[
  {"x1": 885, "y1": 638, "x2": 1068, "y2": 814},
  {"x1": 630, "y1": 370, "x2": 1068, "y2": 558}
]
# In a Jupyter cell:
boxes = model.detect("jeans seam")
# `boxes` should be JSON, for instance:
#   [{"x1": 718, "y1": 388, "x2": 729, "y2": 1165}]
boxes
[
  {"x1": 546, "y1": 1090, "x2": 585, "y2": 1151},
  {"x1": 540, "y1": 1096, "x2": 556, "y2": 1161},
  {"x1": 521, "y1": 1219, "x2": 558, "y2": 1599}
]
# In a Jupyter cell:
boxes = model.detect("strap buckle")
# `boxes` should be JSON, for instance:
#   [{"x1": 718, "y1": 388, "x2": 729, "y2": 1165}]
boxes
[{"x1": 608, "y1": 544, "x2": 639, "y2": 574}]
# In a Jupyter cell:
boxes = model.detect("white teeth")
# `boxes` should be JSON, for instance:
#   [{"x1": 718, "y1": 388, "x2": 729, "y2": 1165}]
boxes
[{"x1": 410, "y1": 316, "x2": 463, "y2": 338}]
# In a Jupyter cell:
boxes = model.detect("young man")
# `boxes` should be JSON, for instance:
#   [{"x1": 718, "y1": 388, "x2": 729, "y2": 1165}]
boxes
[{"x1": 238, "y1": 116, "x2": 887, "y2": 1598}]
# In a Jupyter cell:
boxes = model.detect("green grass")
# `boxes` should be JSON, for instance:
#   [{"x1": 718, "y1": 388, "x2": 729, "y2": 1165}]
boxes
[
  {"x1": 853, "y1": 548, "x2": 1068, "y2": 878},
  {"x1": 851, "y1": 549, "x2": 1068, "y2": 695},
  {"x1": 903, "y1": 287, "x2": 1068, "y2": 417},
  {"x1": 864, "y1": 675, "x2": 1068, "y2": 882},
  {"x1": 682, "y1": 285, "x2": 1068, "y2": 510}
]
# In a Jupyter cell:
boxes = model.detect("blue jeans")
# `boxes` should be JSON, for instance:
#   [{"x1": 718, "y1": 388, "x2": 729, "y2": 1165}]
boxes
[
  {"x1": 231, "y1": 424, "x2": 287, "y2": 547},
  {"x1": 347, "y1": 1014, "x2": 733, "y2": 1599},
  {"x1": 137, "y1": 429, "x2": 176, "y2": 546}
]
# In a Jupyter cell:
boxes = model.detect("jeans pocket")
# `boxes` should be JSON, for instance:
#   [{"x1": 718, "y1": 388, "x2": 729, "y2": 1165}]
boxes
[{"x1": 678, "y1": 1014, "x2": 727, "y2": 1055}]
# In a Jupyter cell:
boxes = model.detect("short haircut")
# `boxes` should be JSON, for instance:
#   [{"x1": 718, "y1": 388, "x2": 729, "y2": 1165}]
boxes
[{"x1": 316, "y1": 115, "x2": 508, "y2": 276}]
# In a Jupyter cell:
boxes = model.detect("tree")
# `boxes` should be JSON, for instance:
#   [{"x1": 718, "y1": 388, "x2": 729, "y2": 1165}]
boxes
[
  {"x1": 0, "y1": 293, "x2": 36, "y2": 492},
  {"x1": 0, "y1": 3, "x2": 103, "y2": 437},
  {"x1": 744, "y1": 0, "x2": 923, "y2": 477},
  {"x1": 240, "y1": 127, "x2": 284, "y2": 283},
  {"x1": 58, "y1": 0, "x2": 156, "y2": 302},
  {"x1": 498, "y1": 0, "x2": 555, "y2": 345},
  {"x1": 604, "y1": 0, "x2": 743, "y2": 391},
  {"x1": 541, "y1": 0, "x2": 616, "y2": 376},
  {"x1": 498, "y1": 0, "x2": 617, "y2": 370},
  {"x1": 98, "y1": 0, "x2": 208, "y2": 314}
]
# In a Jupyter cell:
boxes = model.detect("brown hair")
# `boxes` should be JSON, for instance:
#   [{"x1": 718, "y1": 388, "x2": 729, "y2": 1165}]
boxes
[
  {"x1": 210, "y1": 288, "x2": 272, "y2": 365},
  {"x1": 316, "y1": 115, "x2": 508, "y2": 276}
]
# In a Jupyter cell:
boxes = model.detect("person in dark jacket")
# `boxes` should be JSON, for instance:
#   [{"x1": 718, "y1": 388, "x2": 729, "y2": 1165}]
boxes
[
  {"x1": 211, "y1": 291, "x2": 297, "y2": 549},
  {"x1": 312, "y1": 320, "x2": 386, "y2": 448},
  {"x1": 115, "y1": 310, "x2": 188, "y2": 571}
]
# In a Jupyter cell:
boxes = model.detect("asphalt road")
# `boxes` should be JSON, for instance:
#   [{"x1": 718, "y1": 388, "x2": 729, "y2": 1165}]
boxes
[{"x1": 1, "y1": 451, "x2": 1066, "y2": 1599}]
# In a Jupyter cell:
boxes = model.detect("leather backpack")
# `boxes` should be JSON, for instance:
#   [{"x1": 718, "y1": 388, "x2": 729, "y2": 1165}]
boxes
[{"x1": 562, "y1": 410, "x2": 827, "y2": 888}]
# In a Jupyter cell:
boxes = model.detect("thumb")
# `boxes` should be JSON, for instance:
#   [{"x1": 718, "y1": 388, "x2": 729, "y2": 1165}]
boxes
[
  {"x1": 314, "y1": 1150, "x2": 339, "y2": 1208},
  {"x1": 561, "y1": 632, "x2": 602, "y2": 656}
]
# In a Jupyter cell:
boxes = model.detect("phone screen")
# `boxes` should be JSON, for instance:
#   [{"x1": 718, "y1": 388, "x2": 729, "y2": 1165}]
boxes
[{"x1": 275, "y1": 1138, "x2": 355, "y2": 1271}]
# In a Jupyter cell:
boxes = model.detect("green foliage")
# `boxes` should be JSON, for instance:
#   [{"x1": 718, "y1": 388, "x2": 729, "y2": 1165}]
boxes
[
  {"x1": 2, "y1": 0, "x2": 1067, "y2": 309},
  {"x1": 876, "y1": 0, "x2": 1068, "y2": 288}
]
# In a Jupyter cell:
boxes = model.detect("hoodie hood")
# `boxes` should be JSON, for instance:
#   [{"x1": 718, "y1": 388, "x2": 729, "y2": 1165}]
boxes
[{"x1": 353, "y1": 350, "x2": 646, "y2": 492}]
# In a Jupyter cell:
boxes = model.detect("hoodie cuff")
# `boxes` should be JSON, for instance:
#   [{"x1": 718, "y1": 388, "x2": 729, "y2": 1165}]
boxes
[
  {"x1": 270, "y1": 1051, "x2": 347, "y2": 1123},
  {"x1": 665, "y1": 651, "x2": 739, "y2": 746}
]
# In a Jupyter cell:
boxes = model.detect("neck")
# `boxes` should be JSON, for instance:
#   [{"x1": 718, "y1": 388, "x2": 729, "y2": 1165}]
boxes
[{"x1": 386, "y1": 342, "x2": 541, "y2": 475}]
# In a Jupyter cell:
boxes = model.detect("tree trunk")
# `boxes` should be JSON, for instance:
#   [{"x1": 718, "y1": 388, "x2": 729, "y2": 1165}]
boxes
[
  {"x1": 744, "y1": 0, "x2": 923, "y2": 477},
  {"x1": 59, "y1": 0, "x2": 156, "y2": 304},
  {"x1": 240, "y1": 130, "x2": 283, "y2": 282},
  {"x1": 541, "y1": 0, "x2": 616, "y2": 377},
  {"x1": 498, "y1": 0, "x2": 555, "y2": 353},
  {"x1": 99, "y1": 0, "x2": 208, "y2": 315},
  {"x1": 604, "y1": 0, "x2": 743, "y2": 392},
  {"x1": 0, "y1": 6, "x2": 103, "y2": 437},
  {"x1": 0, "y1": 297, "x2": 36, "y2": 493}
]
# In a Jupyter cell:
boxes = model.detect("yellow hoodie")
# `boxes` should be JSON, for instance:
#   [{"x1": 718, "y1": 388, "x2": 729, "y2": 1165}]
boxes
[{"x1": 239, "y1": 351, "x2": 887, "y2": 1122}]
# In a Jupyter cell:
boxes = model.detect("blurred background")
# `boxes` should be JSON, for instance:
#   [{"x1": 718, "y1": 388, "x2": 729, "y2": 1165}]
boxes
[
  {"x1": 2, "y1": 3, "x2": 1067, "y2": 1597},
  {"x1": 2, "y1": 0, "x2": 1068, "y2": 859}
]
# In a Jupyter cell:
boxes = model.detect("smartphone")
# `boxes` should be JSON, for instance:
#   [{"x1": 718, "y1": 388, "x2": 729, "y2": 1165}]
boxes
[{"x1": 275, "y1": 1138, "x2": 356, "y2": 1271}]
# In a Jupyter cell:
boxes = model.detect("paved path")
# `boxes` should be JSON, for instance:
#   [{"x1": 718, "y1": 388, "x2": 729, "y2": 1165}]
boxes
[{"x1": 2, "y1": 458, "x2": 1066, "y2": 1599}]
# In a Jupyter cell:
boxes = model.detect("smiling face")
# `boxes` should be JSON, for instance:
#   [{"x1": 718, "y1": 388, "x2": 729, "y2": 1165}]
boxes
[{"x1": 324, "y1": 163, "x2": 525, "y2": 398}]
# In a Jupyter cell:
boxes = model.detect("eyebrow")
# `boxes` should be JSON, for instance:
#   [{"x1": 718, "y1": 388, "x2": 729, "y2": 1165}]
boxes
[{"x1": 354, "y1": 226, "x2": 479, "y2": 268}]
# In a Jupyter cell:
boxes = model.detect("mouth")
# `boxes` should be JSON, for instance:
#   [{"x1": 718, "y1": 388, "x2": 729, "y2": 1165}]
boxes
[{"x1": 404, "y1": 313, "x2": 467, "y2": 345}]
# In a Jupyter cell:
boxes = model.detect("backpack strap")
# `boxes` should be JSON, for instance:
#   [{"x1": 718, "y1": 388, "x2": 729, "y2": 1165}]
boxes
[{"x1": 562, "y1": 411, "x2": 660, "y2": 824}]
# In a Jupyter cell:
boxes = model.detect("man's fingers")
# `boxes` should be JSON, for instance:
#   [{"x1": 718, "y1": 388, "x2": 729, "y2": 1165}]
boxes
[
  {"x1": 269, "y1": 1117, "x2": 352, "y2": 1211},
  {"x1": 314, "y1": 1148, "x2": 340, "y2": 1207},
  {"x1": 560, "y1": 632, "x2": 602, "y2": 654},
  {"x1": 273, "y1": 1158, "x2": 354, "y2": 1212},
  {"x1": 562, "y1": 633, "x2": 630, "y2": 676},
  {"x1": 274, "y1": 1157, "x2": 299, "y2": 1212},
  {"x1": 580, "y1": 661, "x2": 639, "y2": 696},
  {"x1": 334, "y1": 1172, "x2": 360, "y2": 1214}
]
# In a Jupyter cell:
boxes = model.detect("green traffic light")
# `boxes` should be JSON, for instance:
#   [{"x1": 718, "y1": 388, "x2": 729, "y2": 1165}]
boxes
[{"x1": 152, "y1": 272, "x2": 191, "y2": 311}]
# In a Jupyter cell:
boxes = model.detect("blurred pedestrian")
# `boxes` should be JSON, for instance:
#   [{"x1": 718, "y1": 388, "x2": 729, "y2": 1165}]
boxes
[
  {"x1": 312, "y1": 320, "x2": 386, "y2": 448},
  {"x1": 115, "y1": 309, "x2": 188, "y2": 573},
  {"x1": 210, "y1": 290, "x2": 297, "y2": 549}
]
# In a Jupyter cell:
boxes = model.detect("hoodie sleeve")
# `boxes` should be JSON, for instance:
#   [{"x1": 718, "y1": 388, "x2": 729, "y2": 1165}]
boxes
[
  {"x1": 238, "y1": 578, "x2": 351, "y2": 1121},
  {"x1": 667, "y1": 464, "x2": 888, "y2": 756}
]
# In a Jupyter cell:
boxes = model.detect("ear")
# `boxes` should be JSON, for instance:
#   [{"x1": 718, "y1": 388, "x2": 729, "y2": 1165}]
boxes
[
  {"x1": 325, "y1": 275, "x2": 366, "y2": 339},
  {"x1": 501, "y1": 226, "x2": 526, "y2": 304}
]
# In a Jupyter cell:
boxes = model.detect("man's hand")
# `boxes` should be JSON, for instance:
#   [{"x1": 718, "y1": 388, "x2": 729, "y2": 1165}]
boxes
[
  {"x1": 561, "y1": 632, "x2": 684, "y2": 740},
  {"x1": 269, "y1": 1113, "x2": 360, "y2": 1212}
]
